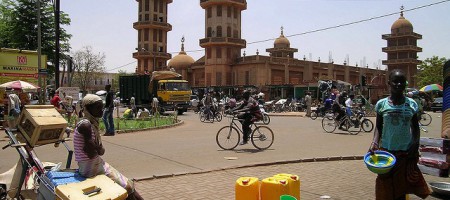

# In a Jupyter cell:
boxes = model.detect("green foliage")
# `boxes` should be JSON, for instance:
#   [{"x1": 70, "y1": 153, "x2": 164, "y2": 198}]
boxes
[
  {"x1": 416, "y1": 56, "x2": 447, "y2": 88},
  {"x1": 0, "y1": 0, "x2": 72, "y2": 78},
  {"x1": 99, "y1": 115, "x2": 177, "y2": 131}
]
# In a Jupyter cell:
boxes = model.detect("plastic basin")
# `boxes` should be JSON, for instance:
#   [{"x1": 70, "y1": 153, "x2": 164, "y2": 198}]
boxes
[{"x1": 364, "y1": 150, "x2": 396, "y2": 174}]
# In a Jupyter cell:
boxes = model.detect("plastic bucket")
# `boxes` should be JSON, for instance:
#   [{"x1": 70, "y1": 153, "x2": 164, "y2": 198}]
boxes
[
  {"x1": 235, "y1": 177, "x2": 260, "y2": 200},
  {"x1": 273, "y1": 173, "x2": 300, "y2": 199}
]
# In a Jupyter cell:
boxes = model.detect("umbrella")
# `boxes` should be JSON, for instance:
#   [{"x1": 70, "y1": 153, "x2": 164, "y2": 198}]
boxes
[
  {"x1": 0, "y1": 80, "x2": 40, "y2": 92},
  {"x1": 419, "y1": 84, "x2": 443, "y2": 92},
  {"x1": 95, "y1": 90, "x2": 107, "y2": 96}
]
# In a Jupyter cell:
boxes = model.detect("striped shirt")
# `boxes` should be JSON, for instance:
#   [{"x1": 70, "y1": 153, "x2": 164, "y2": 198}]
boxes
[{"x1": 73, "y1": 119, "x2": 98, "y2": 162}]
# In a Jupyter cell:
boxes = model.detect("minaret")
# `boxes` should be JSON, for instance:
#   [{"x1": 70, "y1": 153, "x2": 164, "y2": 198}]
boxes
[
  {"x1": 133, "y1": 0, "x2": 173, "y2": 74},
  {"x1": 200, "y1": 0, "x2": 247, "y2": 86},
  {"x1": 382, "y1": 7, "x2": 422, "y2": 87}
]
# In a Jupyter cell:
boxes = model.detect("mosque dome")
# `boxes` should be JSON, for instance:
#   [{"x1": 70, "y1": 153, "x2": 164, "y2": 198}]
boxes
[
  {"x1": 167, "y1": 37, "x2": 195, "y2": 69},
  {"x1": 274, "y1": 27, "x2": 290, "y2": 48},
  {"x1": 391, "y1": 12, "x2": 413, "y2": 33}
]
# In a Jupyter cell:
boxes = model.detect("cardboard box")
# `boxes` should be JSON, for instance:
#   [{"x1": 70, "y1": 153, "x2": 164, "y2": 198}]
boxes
[
  {"x1": 17, "y1": 105, "x2": 67, "y2": 147},
  {"x1": 55, "y1": 175, "x2": 127, "y2": 200}
]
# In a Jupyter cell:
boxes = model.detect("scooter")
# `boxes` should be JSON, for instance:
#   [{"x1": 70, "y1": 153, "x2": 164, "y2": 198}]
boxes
[{"x1": 259, "y1": 104, "x2": 270, "y2": 125}]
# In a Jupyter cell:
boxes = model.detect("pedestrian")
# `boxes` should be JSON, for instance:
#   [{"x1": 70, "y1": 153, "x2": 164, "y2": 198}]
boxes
[
  {"x1": 102, "y1": 84, "x2": 115, "y2": 136},
  {"x1": 368, "y1": 69, "x2": 431, "y2": 200},
  {"x1": 130, "y1": 95, "x2": 137, "y2": 118},
  {"x1": 305, "y1": 92, "x2": 312, "y2": 117},
  {"x1": 6, "y1": 88, "x2": 20, "y2": 129},
  {"x1": 151, "y1": 95, "x2": 159, "y2": 115},
  {"x1": 73, "y1": 94, "x2": 143, "y2": 200},
  {"x1": 50, "y1": 90, "x2": 61, "y2": 109}
]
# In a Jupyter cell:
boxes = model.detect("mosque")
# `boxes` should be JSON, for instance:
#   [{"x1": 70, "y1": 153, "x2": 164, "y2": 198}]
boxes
[{"x1": 132, "y1": 0, "x2": 421, "y2": 103}]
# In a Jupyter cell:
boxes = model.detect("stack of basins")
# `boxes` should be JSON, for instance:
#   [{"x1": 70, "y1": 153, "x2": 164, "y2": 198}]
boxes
[{"x1": 443, "y1": 60, "x2": 450, "y2": 138}]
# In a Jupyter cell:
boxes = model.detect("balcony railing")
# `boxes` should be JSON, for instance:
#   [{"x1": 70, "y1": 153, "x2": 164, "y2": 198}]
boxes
[
  {"x1": 132, "y1": 52, "x2": 172, "y2": 59},
  {"x1": 382, "y1": 58, "x2": 421, "y2": 65},
  {"x1": 200, "y1": 0, "x2": 246, "y2": 9},
  {"x1": 133, "y1": 21, "x2": 172, "y2": 31},
  {"x1": 382, "y1": 32, "x2": 422, "y2": 39},
  {"x1": 199, "y1": 37, "x2": 246, "y2": 47},
  {"x1": 382, "y1": 45, "x2": 422, "y2": 52}
]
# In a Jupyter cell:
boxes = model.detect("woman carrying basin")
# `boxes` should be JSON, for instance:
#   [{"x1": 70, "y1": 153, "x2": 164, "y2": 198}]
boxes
[{"x1": 368, "y1": 69, "x2": 431, "y2": 200}]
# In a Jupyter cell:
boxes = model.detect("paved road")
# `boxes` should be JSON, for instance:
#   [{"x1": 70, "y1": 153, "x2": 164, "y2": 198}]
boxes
[{"x1": 1, "y1": 111, "x2": 448, "y2": 199}]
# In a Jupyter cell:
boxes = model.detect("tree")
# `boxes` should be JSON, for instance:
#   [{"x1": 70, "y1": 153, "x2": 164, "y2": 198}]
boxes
[
  {"x1": 416, "y1": 56, "x2": 447, "y2": 89},
  {"x1": 71, "y1": 46, "x2": 105, "y2": 95},
  {"x1": 0, "y1": 0, "x2": 72, "y2": 79}
]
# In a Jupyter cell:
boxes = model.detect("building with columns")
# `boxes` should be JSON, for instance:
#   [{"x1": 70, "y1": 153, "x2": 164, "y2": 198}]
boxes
[
  {"x1": 133, "y1": 0, "x2": 173, "y2": 74},
  {"x1": 135, "y1": 1, "x2": 422, "y2": 102},
  {"x1": 382, "y1": 10, "x2": 422, "y2": 88}
]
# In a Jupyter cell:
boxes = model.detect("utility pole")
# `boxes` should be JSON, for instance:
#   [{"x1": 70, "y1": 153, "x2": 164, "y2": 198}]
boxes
[
  {"x1": 37, "y1": 0, "x2": 43, "y2": 104},
  {"x1": 55, "y1": 0, "x2": 60, "y2": 89}
]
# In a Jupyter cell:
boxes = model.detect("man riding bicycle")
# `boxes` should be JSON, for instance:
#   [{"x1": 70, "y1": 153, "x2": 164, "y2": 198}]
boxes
[{"x1": 232, "y1": 90, "x2": 263, "y2": 145}]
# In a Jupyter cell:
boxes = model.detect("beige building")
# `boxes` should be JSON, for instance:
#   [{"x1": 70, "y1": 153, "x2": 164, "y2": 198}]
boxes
[{"x1": 136, "y1": 1, "x2": 422, "y2": 102}]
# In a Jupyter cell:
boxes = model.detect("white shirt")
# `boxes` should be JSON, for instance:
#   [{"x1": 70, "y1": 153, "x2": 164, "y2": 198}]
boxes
[{"x1": 345, "y1": 98, "x2": 353, "y2": 108}]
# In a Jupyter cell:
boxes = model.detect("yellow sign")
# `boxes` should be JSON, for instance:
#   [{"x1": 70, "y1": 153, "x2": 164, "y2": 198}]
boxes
[{"x1": 0, "y1": 48, "x2": 47, "y2": 85}]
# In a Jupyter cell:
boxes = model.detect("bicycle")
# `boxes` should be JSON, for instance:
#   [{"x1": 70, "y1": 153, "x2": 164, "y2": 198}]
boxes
[
  {"x1": 200, "y1": 106, "x2": 222, "y2": 123},
  {"x1": 355, "y1": 109, "x2": 374, "y2": 133},
  {"x1": 419, "y1": 112, "x2": 432, "y2": 126},
  {"x1": 321, "y1": 113, "x2": 361, "y2": 135},
  {"x1": 216, "y1": 113, "x2": 274, "y2": 150}
]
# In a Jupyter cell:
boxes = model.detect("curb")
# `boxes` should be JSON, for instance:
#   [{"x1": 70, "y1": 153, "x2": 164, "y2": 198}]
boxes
[
  {"x1": 133, "y1": 155, "x2": 364, "y2": 182},
  {"x1": 116, "y1": 120, "x2": 184, "y2": 134}
]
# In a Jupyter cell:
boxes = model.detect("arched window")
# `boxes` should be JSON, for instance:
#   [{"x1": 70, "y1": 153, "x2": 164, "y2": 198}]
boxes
[
  {"x1": 233, "y1": 30, "x2": 238, "y2": 38},
  {"x1": 216, "y1": 26, "x2": 222, "y2": 37},
  {"x1": 227, "y1": 26, "x2": 231, "y2": 37}
]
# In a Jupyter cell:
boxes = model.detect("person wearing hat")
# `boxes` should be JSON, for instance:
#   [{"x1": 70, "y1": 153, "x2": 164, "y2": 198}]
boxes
[
  {"x1": 73, "y1": 94, "x2": 143, "y2": 200},
  {"x1": 369, "y1": 69, "x2": 431, "y2": 199}
]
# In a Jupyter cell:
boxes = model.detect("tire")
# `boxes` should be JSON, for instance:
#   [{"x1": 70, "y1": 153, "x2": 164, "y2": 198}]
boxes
[
  {"x1": 419, "y1": 113, "x2": 432, "y2": 126},
  {"x1": 200, "y1": 112, "x2": 206, "y2": 122},
  {"x1": 216, "y1": 126, "x2": 240, "y2": 150},
  {"x1": 361, "y1": 118, "x2": 374, "y2": 132},
  {"x1": 310, "y1": 111, "x2": 318, "y2": 120},
  {"x1": 251, "y1": 126, "x2": 274, "y2": 150},
  {"x1": 262, "y1": 114, "x2": 270, "y2": 125},
  {"x1": 322, "y1": 116, "x2": 336, "y2": 133},
  {"x1": 177, "y1": 110, "x2": 184, "y2": 115},
  {"x1": 346, "y1": 117, "x2": 361, "y2": 135},
  {"x1": 215, "y1": 112, "x2": 223, "y2": 122}
]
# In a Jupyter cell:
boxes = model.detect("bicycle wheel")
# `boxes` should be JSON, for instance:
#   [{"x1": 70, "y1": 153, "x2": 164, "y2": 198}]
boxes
[
  {"x1": 361, "y1": 118, "x2": 374, "y2": 132},
  {"x1": 322, "y1": 116, "x2": 336, "y2": 133},
  {"x1": 251, "y1": 126, "x2": 274, "y2": 150},
  {"x1": 346, "y1": 117, "x2": 361, "y2": 135},
  {"x1": 216, "y1": 126, "x2": 240, "y2": 150},
  {"x1": 310, "y1": 111, "x2": 318, "y2": 120},
  {"x1": 215, "y1": 112, "x2": 223, "y2": 122},
  {"x1": 262, "y1": 114, "x2": 270, "y2": 125},
  {"x1": 200, "y1": 112, "x2": 206, "y2": 122},
  {"x1": 420, "y1": 113, "x2": 432, "y2": 126}
]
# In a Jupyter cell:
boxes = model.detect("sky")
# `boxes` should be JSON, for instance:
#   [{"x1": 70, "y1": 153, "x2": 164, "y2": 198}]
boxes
[{"x1": 61, "y1": 0, "x2": 450, "y2": 73}]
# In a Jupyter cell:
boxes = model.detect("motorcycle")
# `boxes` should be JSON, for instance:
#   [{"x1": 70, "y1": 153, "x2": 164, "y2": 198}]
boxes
[{"x1": 259, "y1": 104, "x2": 270, "y2": 125}]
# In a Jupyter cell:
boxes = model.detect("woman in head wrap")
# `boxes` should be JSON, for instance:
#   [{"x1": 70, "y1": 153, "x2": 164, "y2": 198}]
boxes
[{"x1": 73, "y1": 94, "x2": 143, "y2": 200}]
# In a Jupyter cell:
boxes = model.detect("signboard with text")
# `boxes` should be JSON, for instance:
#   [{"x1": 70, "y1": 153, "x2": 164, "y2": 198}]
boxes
[{"x1": 0, "y1": 49, "x2": 47, "y2": 85}]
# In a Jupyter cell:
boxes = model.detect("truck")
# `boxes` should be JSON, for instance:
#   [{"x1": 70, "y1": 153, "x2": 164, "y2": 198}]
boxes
[{"x1": 119, "y1": 71, "x2": 191, "y2": 115}]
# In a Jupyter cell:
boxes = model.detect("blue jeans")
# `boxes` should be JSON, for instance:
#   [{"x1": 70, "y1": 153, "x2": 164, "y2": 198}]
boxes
[{"x1": 102, "y1": 108, "x2": 115, "y2": 134}]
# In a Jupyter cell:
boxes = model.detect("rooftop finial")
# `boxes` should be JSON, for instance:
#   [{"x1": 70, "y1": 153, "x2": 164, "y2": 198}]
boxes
[
  {"x1": 281, "y1": 26, "x2": 284, "y2": 35},
  {"x1": 400, "y1": 5, "x2": 404, "y2": 17},
  {"x1": 181, "y1": 36, "x2": 185, "y2": 52}
]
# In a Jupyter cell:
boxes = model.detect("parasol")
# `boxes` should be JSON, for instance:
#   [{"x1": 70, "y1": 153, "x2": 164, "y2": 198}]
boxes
[
  {"x1": 0, "y1": 80, "x2": 40, "y2": 92},
  {"x1": 419, "y1": 84, "x2": 443, "y2": 92}
]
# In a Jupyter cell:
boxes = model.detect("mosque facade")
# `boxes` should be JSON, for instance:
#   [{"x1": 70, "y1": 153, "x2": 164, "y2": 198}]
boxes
[{"x1": 134, "y1": 0, "x2": 422, "y2": 103}]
